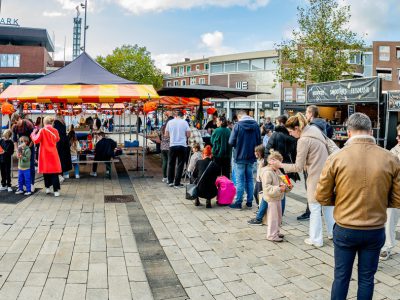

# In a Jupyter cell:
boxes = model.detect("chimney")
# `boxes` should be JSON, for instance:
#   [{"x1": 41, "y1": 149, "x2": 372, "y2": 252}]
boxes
[{"x1": 184, "y1": 58, "x2": 190, "y2": 62}]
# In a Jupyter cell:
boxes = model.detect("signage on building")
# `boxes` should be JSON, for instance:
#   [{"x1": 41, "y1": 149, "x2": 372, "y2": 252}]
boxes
[
  {"x1": 273, "y1": 103, "x2": 280, "y2": 109},
  {"x1": 214, "y1": 102, "x2": 225, "y2": 108},
  {"x1": 262, "y1": 102, "x2": 272, "y2": 109},
  {"x1": 348, "y1": 104, "x2": 355, "y2": 116},
  {"x1": 235, "y1": 81, "x2": 248, "y2": 90},
  {"x1": 234, "y1": 101, "x2": 250, "y2": 109},
  {"x1": 388, "y1": 91, "x2": 400, "y2": 111},
  {"x1": 307, "y1": 77, "x2": 379, "y2": 103},
  {"x1": 0, "y1": 18, "x2": 19, "y2": 26}
]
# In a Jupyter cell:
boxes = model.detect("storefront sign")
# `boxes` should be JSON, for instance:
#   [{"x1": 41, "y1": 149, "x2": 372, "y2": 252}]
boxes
[
  {"x1": 215, "y1": 102, "x2": 225, "y2": 108},
  {"x1": 273, "y1": 103, "x2": 280, "y2": 109},
  {"x1": 348, "y1": 104, "x2": 355, "y2": 117},
  {"x1": 388, "y1": 91, "x2": 400, "y2": 111},
  {"x1": 235, "y1": 81, "x2": 248, "y2": 90},
  {"x1": 0, "y1": 18, "x2": 19, "y2": 26},
  {"x1": 307, "y1": 77, "x2": 379, "y2": 103}
]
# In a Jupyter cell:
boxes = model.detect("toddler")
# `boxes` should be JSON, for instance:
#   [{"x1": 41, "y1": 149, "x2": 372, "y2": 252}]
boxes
[
  {"x1": 69, "y1": 129, "x2": 81, "y2": 179},
  {"x1": 0, "y1": 129, "x2": 15, "y2": 192},
  {"x1": 187, "y1": 143, "x2": 202, "y2": 176},
  {"x1": 15, "y1": 136, "x2": 32, "y2": 196}
]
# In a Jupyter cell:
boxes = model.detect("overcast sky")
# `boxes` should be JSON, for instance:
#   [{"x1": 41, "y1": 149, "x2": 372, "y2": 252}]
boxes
[{"x1": 3, "y1": 0, "x2": 400, "y2": 72}]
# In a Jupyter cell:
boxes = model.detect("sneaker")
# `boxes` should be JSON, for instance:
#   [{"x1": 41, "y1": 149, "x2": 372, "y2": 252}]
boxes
[
  {"x1": 245, "y1": 203, "x2": 253, "y2": 209},
  {"x1": 75, "y1": 175, "x2": 80, "y2": 179},
  {"x1": 15, "y1": 190, "x2": 24, "y2": 195},
  {"x1": 328, "y1": 235, "x2": 333, "y2": 240},
  {"x1": 297, "y1": 212, "x2": 310, "y2": 221},
  {"x1": 90, "y1": 172, "x2": 97, "y2": 177},
  {"x1": 63, "y1": 174, "x2": 69, "y2": 179},
  {"x1": 31, "y1": 184, "x2": 35, "y2": 192},
  {"x1": 7, "y1": 187, "x2": 13, "y2": 192},
  {"x1": 304, "y1": 238, "x2": 323, "y2": 248},
  {"x1": 229, "y1": 202, "x2": 242, "y2": 209},
  {"x1": 54, "y1": 191, "x2": 60, "y2": 197},
  {"x1": 168, "y1": 183, "x2": 174, "y2": 187},
  {"x1": 174, "y1": 184, "x2": 184, "y2": 189},
  {"x1": 248, "y1": 218, "x2": 263, "y2": 226},
  {"x1": 268, "y1": 238, "x2": 284, "y2": 243},
  {"x1": 59, "y1": 176, "x2": 65, "y2": 183},
  {"x1": 379, "y1": 250, "x2": 391, "y2": 261},
  {"x1": 0, "y1": 186, "x2": 7, "y2": 191},
  {"x1": 24, "y1": 192, "x2": 31, "y2": 196},
  {"x1": 162, "y1": 178, "x2": 168, "y2": 183}
]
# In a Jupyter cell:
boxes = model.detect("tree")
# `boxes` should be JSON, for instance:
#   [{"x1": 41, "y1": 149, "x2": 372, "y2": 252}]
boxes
[
  {"x1": 276, "y1": 0, "x2": 365, "y2": 85},
  {"x1": 96, "y1": 45, "x2": 163, "y2": 90}
]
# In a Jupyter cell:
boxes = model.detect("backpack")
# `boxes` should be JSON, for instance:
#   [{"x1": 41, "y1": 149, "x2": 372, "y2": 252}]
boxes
[{"x1": 215, "y1": 176, "x2": 236, "y2": 205}]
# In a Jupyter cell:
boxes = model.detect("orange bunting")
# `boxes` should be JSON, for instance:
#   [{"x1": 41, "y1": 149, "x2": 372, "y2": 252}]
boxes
[
  {"x1": 143, "y1": 102, "x2": 158, "y2": 114},
  {"x1": 207, "y1": 107, "x2": 217, "y2": 115}
]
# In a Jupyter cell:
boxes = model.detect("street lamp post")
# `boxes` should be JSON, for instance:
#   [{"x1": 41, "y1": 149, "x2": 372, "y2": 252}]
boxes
[{"x1": 81, "y1": 0, "x2": 88, "y2": 52}]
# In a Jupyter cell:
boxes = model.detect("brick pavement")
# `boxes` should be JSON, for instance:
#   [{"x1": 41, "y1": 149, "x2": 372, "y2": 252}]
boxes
[{"x1": 0, "y1": 156, "x2": 398, "y2": 299}]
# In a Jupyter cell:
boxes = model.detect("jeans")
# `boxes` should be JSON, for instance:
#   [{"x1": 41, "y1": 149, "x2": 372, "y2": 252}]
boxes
[
  {"x1": 331, "y1": 224, "x2": 385, "y2": 300},
  {"x1": 309, "y1": 203, "x2": 335, "y2": 246},
  {"x1": 18, "y1": 169, "x2": 31, "y2": 192},
  {"x1": 382, "y1": 208, "x2": 399, "y2": 252},
  {"x1": 234, "y1": 162, "x2": 254, "y2": 205},
  {"x1": 168, "y1": 146, "x2": 186, "y2": 186},
  {"x1": 73, "y1": 163, "x2": 79, "y2": 177},
  {"x1": 256, "y1": 196, "x2": 286, "y2": 221},
  {"x1": 30, "y1": 145, "x2": 35, "y2": 185},
  {"x1": 161, "y1": 150, "x2": 169, "y2": 179}
]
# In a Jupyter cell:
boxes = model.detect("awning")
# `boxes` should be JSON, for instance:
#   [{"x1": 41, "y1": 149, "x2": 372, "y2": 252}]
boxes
[
  {"x1": 0, "y1": 84, "x2": 159, "y2": 103},
  {"x1": 149, "y1": 96, "x2": 213, "y2": 106}
]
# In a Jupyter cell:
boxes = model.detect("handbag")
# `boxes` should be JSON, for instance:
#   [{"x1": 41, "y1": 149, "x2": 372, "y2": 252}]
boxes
[{"x1": 185, "y1": 161, "x2": 212, "y2": 200}]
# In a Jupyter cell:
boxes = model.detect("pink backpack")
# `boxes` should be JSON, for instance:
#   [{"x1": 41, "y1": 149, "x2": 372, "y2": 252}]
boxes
[{"x1": 215, "y1": 176, "x2": 236, "y2": 205}]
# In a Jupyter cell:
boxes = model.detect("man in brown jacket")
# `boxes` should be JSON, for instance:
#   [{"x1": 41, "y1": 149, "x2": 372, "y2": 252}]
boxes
[{"x1": 315, "y1": 113, "x2": 400, "y2": 300}]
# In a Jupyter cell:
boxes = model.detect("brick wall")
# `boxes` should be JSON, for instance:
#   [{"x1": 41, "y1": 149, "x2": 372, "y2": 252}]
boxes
[{"x1": 0, "y1": 45, "x2": 52, "y2": 73}]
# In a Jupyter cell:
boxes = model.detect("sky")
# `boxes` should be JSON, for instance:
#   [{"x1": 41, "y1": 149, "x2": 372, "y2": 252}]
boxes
[{"x1": 3, "y1": 0, "x2": 400, "y2": 72}]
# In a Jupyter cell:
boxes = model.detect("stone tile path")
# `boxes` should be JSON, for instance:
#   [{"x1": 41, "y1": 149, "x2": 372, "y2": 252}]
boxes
[{"x1": 0, "y1": 156, "x2": 398, "y2": 299}]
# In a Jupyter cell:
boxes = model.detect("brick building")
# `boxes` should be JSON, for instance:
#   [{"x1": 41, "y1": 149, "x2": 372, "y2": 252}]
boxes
[
  {"x1": 0, "y1": 25, "x2": 54, "y2": 85},
  {"x1": 373, "y1": 41, "x2": 400, "y2": 92},
  {"x1": 163, "y1": 58, "x2": 209, "y2": 87}
]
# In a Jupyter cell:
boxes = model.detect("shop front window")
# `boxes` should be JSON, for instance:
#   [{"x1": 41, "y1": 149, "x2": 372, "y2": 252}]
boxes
[{"x1": 284, "y1": 88, "x2": 293, "y2": 102}]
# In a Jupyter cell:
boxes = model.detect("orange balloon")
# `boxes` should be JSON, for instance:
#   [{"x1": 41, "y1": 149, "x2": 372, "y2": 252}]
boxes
[{"x1": 1, "y1": 102, "x2": 15, "y2": 115}]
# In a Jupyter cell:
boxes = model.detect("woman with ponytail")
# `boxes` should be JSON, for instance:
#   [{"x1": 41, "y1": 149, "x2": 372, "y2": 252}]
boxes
[{"x1": 270, "y1": 112, "x2": 334, "y2": 247}]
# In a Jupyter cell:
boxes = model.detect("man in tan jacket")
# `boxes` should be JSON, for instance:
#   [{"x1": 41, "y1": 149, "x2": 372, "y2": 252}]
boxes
[{"x1": 315, "y1": 113, "x2": 400, "y2": 300}]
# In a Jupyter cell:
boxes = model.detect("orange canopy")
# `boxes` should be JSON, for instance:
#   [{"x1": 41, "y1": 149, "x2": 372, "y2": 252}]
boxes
[
  {"x1": 149, "y1": 96, "x2": 213, "y2": 107},
  {"x1": 0, "y1": 84, "x2": 159, "y2": 103}
]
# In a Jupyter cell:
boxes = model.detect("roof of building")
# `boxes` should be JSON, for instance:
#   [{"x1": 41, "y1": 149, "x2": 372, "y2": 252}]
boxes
[
  {"x1": 0, "y1": 26, "x2": 54, "y2": 52},
  {"x1": 168, "y1": 57, "x2": 209, "y2": 67},
  {"x1": 209, "y1": 50, "x2": 278, "y2": 63}
]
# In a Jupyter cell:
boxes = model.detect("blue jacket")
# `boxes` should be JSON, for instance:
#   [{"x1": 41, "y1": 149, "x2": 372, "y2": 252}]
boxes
[{"x1": 229, "y1": 116, "x2": 261, "y2": 164}]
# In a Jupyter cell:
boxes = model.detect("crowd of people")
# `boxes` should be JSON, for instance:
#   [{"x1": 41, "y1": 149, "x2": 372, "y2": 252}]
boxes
[
  {"x1": 0, "y1": 112, "x2": 118, "y2": 197},
  {"x1": 160, "y1": 106, "x2": 400, "y2": 299}
]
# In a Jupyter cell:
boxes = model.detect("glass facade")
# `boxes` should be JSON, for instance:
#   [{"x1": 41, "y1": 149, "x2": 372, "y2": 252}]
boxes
[
  {"x1": 237, "y1": 60, "x2": 250, "y2": 71},
  {"x1": 210, "y1": 57, "x2": 278, "y2": 74},
  {"x1": 0, "y1": 54, "x2": 20, "y2": 67},
  {"x1": 224, "y1": 61, "x2": 237, "y2": 73}
]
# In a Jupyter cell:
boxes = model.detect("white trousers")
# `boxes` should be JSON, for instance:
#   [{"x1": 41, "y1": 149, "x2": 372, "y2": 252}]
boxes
[
  {"x1": 309, "y1": 203, "x2": 335, "y2": 246},
  {"x1": 382, "y1": 208, "x2": 399, "y2": 252}
]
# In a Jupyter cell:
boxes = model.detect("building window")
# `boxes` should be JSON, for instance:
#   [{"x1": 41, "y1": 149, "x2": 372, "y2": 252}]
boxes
[
  {"x1": 348, "y1": 52, "x2": 362, "y2": 65},
  {"x1": 251, "y1": 58, "x2": 264, "y2": 70},
  {"x1": 179, "y1": 66, "x2": 184, "y2": 75},
  {"x1": 396, "y1": 47, "x2": 400, "y2": 59},
  {"x1": 199, "y1": 78, "x2": 205, "y2": 84},
  {"x1": 196, "y1": 65, "x2": 200, "y2": 71},
  {"x1": 181, "y1": 80, "x2": 186, "y2": 86},
  {"x1": 210, "y1": 63, "x2": 223, "y2": 73},
  {"x1": 205, "y1": 63, "x2": 209, "y2": 70},
  {"x1": 237, "y1": 60, "x2": 250, "y2": 71},
  {"x1": 376, "y1": 69, "x2": 392, "y2": 81},
  {"x1": 173, "y1": 80, "x2": 179, "y2": 86},
  {"x1": 398, "y1": 69, "x2": 400, "y2": 84},
  {"x1": 284, "y1": 88, "x2": 293, "y2": 102},
  {"x1": 190, "y1": 77, "x2": 196, "y2": 85},
  {"x1": 0, "y1": 54, "x2": 20, "y2": 67},
  {"x1": 363, "y1": 52, "x2": 373, "y2": 77},
  {"x1": 166, "y1": 81, "x2": 172, "y2": 87},
  {"x1": 296, "y1": 88, "x2": 306, "y2": 103},
  {"x1": 172, "y1": 67, "x2": 177, "y2": 75},
  {"x1": 379, "y1": 46, "x2": 390, "y2": 61},
  {"x1": 265, "y1": 57, "x2": 277, "y2": 70},
  {"x1": 186, "y1": 66, "x2": 191, "y2": 73},
  {"x1": 224, "y1": 61, "x2": 237, "y2": 73}
]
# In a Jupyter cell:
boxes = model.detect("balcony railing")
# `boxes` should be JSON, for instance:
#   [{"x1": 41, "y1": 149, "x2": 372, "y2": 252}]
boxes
[{"x1": 163, "y1": 69, "x2": 209, "y2": 79}]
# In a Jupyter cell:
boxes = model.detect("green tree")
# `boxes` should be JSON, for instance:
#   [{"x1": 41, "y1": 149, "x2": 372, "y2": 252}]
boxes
[
  {"x1": 96, "y1": 44, "x2": 163, "y2": 90},
  {"x1": 276, "y1": 0, "x2": 365, "y2": 85}
]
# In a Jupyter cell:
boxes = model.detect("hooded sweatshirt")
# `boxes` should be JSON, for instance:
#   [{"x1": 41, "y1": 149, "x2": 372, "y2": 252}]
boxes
[
  {"x1": 229, "y1": 116, "x2": 261, "y2": 164},
  {"x1": 310, "y1": 118, "x2": 333, "y2": 138}
]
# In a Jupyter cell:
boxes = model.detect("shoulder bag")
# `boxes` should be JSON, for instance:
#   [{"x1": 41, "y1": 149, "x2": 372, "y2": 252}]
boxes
[{"x1": 185, "y1": 161, "x2": 212, "y2": 200}]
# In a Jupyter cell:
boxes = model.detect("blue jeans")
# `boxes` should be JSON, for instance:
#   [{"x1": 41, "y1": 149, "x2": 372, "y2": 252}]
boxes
[
  {"x1": 18, "y1": 169, "x2": 31, "y2": 192},
  {"x1": 256, "y1": 196, "x2": 286, "y2": 221},
  {"x1": 234, "y1": 162, "x2": 254, "y2": 205},
  {"x1": 331, "y1": 224, "x2": 385, "y2": 300}
]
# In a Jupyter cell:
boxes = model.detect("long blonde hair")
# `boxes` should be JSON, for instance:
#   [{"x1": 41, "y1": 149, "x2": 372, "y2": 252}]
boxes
[{"x1": 285, "y1": 113, "x2": 308, "y2": 131}]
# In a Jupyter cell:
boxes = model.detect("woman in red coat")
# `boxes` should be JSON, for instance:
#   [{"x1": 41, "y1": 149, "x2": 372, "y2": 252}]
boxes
[{"x1": 31, "y1": 116, "x2": 62, "y2": 197}]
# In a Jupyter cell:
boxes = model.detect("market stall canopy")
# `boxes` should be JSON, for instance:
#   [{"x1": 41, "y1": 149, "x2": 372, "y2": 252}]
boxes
[
  {"x1": 22, "y1": 52, "x2": 136, "y2": 85},
  {"x1": 0, "y1": 84, "x2": 159, "y2": 103},
  {"x1": 149, "y1": 96, "x2": 213, "y2": 106},
  {"x1": 158, "y1": 85, "x2": 269, "y2": 99}
]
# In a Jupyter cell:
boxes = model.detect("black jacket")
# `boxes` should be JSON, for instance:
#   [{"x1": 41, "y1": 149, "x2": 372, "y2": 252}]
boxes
[
  {"x1": 94, "y1": 138, "x2": 117, "y2": 161},
  {"x1": 192, "y1": 158, "x2": 219, "y2": 200},
  {"x1": 54, "y1": 120, "x2": 72, "y2": 172},
  {"x1": 265, "y1": 126, "x2": 299, "y2": 181},
  {"x1": 0, "y1": 139, "x2": 14, "y2": 163}
]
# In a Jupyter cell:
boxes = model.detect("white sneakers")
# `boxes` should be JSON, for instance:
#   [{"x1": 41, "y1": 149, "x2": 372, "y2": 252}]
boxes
[
  {"x1": 24, "y1": 192, "x2": 31, "y2": 196},
  {"x1": 0, "y1": 186, "x2": 7, "y2": 191},
  {"x1": 45, "y1": 188, "x2": 60, "y2": 197},
  {"x1": 7, "y1": 187, "x2": 12, "y2": 192},
  {"x1": 90, "y1": 172, "x2": 97, "y2": 177},
  {"x1": 304, "y1": 238, "x2": 323, "y2": 248},
  {"x1": 15, "y1": 190, "x2": 24, "y2": 195},
  {"x1": 59, "y1": 176, "x2": 65, "y2": 184},
  {"x1": 46, "y1": 188, "x2": 51, "y2": 194},
  {"x1": 31, "y1": 184, "x2": 35, "y2": 193},
  {"x1": 54, "y1": 191, "x2": 60, "y2": 197},
  {"x1": 63, "y1": 174, "x2": 70, "y2": 179},
  {"x1": 75, "y1": 175, "x2": 80, "y2": 179},
  {"x1": 162, "y1": 178, "x2": 167, "y2": 183}
]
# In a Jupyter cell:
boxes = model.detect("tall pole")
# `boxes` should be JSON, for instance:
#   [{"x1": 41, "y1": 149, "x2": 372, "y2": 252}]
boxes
[{"x1": 83, "y1": 0, "x2": 87, "y2": 52}]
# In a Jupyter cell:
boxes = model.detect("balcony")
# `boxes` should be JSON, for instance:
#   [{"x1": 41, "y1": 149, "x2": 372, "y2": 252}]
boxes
[{"x1": 163, "y1": 69, "x2": 209, "y2": 79}]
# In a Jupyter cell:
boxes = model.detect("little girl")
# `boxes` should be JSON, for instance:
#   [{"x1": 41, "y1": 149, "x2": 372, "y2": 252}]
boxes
[
  {"x1": 254, "y1": 144, "x2": 265, "y2": 207},
  {"x1": 69, "y1": 129, "x2": 81, "y2": 179},
  {"x1": 0, "y1": 130, "x2": 14, "y2": 192},
  {"x1": 261, "y1": 150, "x2": 291, "y2": 242},
  {"x1": 187, "y1": 143, "x2": 202, "y2": 176},
  {"x1": 15, "y1": 136, "x2": 32, "y2": 196}
]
